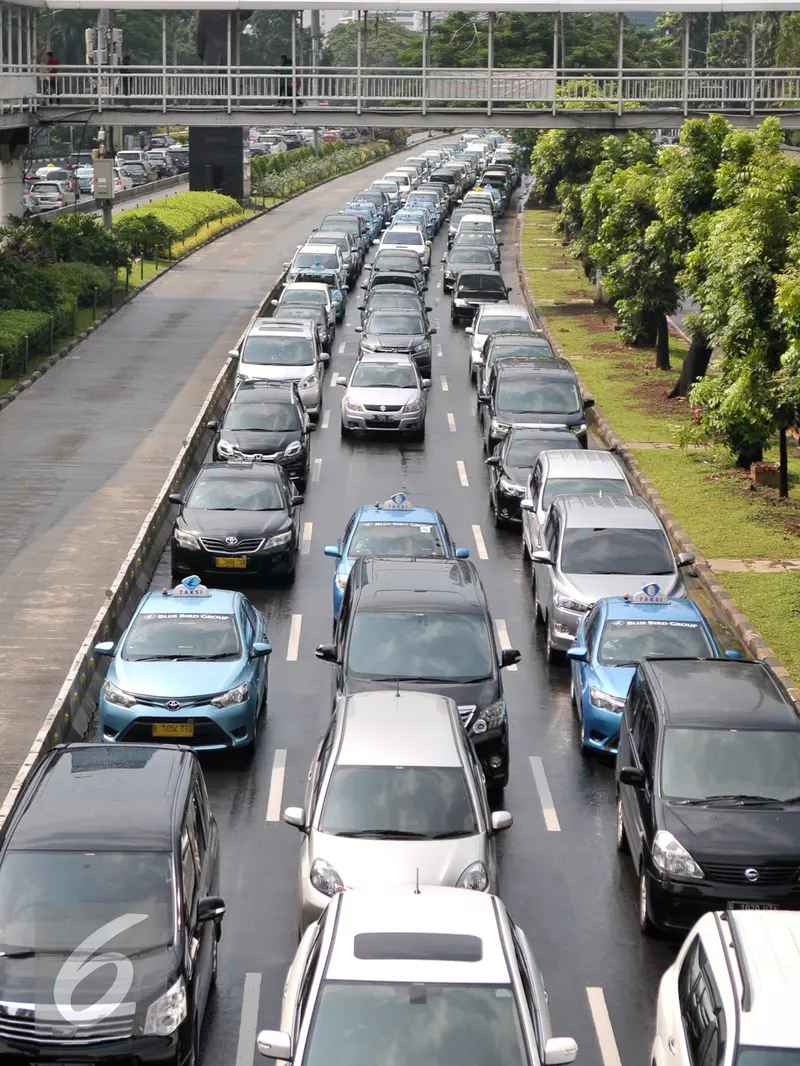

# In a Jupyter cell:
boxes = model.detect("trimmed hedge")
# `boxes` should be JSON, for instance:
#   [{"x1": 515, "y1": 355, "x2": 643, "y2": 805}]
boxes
[
  {"x1": 43, "y1": 262, "x2": 114, "y2": 307},
  {"x1": 113, "y1": 191, "x2": 243, "y2": 255},
  {"x1": 0, "y1": 310, "x2": 52, "y2": 369},
  {"x1": 252, "y1": 140, "x2": 392, "y2": 200}
]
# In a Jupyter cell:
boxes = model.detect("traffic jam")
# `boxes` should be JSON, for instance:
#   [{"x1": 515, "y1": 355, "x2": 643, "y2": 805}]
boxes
[{"x1": 3, "y1": 130, "x2": 799, "y2": 1066}]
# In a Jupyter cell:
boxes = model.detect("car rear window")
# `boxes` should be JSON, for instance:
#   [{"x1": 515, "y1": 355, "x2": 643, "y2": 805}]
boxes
[
  {"x1": 241, "y1": 336, "x2": 315, "y2": 367},
  {"x1": 383, "y1": 231, "x2": 424, "y2": 247},
  {"x1": 457, "y1": 275, "x2": 506, "y2": 295}
]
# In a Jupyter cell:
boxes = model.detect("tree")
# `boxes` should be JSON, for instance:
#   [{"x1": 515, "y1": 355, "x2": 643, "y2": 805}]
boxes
[{"x1": 323, "y1": 16, "x2": 421, "y2": 68}]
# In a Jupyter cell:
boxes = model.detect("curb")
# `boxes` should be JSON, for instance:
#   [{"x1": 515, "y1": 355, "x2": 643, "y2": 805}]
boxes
[{"x1": 514, "y1": 207, "x2": 800, "y2": 710}]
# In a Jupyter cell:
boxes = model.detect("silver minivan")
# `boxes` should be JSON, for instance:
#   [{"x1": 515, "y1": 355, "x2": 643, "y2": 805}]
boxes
[
  {"x1": 532, "y1": 494, "x2": 695, "y2": 663},
  {"x1": 232, "y1": 319, "x2": 329, "y2": 420},
  {"x1": 283, "y1": 690, "x2": 512, "y2": 931}
]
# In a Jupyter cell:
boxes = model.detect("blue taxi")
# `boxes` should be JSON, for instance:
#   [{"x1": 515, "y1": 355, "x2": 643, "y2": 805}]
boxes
[
  {"x1": 342, "y1": 201, "x2": 381, "y2": 243},
  {"x1": 95, "y1": 576, "x2": 271, "y2": 757},
  {"x1": 394, "y1": 206, "x2": 436, "y2": 240},
  {"x1": 324, "y1": 492, "x2": 470, "y2": 618},
  {"x1": 291, "y1": 268, "x2": 348, "y2": 322},
  {"x1": 567, "y1": 584, "x2": 742, "y2": 755}
]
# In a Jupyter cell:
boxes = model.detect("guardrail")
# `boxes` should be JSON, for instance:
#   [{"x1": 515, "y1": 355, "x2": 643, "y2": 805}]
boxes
[{"x1": 45, "y1": 172, "x2": 188, "y2": 220}]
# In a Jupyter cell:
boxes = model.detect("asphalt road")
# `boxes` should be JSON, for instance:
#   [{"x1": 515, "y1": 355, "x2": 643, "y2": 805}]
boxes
[{"x1": 99, "y1": 184, "x2": 680, "y2": 1066}]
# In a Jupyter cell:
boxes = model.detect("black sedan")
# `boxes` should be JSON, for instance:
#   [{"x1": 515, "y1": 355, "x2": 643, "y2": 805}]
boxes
[
  {"x1": 367, "y1": 249, "x2": 427, "y2": 283},
  {"x1": 361, "y1": 270, "x2": 427, "y2": 299},
  {"x1": 355, "y1": 308, "x2": 436, "y2": 377},
  {"x1": 441, "y1": 245, "x2": 498, "y2": 293},
  {"x1": 169, "y1": 461, "x2": 302, "y2": 583},
  {"x1": 486, "y1": 427, "x2": 582, "y2": 526},
  {"x1": 358, "y1": 289, "x2": 432, "y2": 326},
  {"x1": 451, "y1": 270, "x2": 511, "y2": 325}
]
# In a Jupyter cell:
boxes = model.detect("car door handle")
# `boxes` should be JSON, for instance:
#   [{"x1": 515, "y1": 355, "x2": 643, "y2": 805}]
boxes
[{"x1": 668, "y1": 1038, "x2": 676, "y2": 1055}]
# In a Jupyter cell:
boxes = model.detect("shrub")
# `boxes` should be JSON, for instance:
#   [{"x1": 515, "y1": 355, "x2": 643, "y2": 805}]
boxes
[
  {"x1": 0, "y1": 252, "x2": 63, "y2": 314},
  {"x1": 112, "y1": 213, "x2": 173, "y2": 257},
  {"x1": 251, "y1": 140, "x2": 392, "y2": 200},
  {"x1": 52, "y1": 213, "x2": 131, "y2": 269},
  {"x1": 0, "y1": 310, "x2": 52, "y2": 365},
  {"x1": 43, "y1": 262, "x2": 114, "y2": 307},
  {"x1": 112, "y1": 191, "x2": 242, "y2": 254}
]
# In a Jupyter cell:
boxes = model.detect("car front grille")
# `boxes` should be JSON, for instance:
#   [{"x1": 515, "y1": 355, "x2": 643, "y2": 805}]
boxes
[
  {"x1": 119, "y1": 717, "x2": 232, "y2": 747},
  {"x1": 458, "y1": 705, "x2": 477, "y2": 728},
  {"x1": 198, "y1": 536, "x2": 264, "y2": 553},
  {"x1": 702, "y1": 861, "x2": 800, "y2": 886},
  {"x1": 0, "y1": 1004, "x2": 134, "y2": 1046},
  {"x1": 364, "y1": 404, "x2": 403, "y2": 412}
]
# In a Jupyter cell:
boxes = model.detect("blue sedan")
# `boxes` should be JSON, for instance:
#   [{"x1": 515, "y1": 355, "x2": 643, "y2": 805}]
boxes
[
  {"x1": 342, "y1": 202, "x2": 381, "y2": 244},
  {"x1": 324, "y1": 492, "x2": 470, "y2": 618},
  {"x1": 567, "y1": 585, "x2": 742, "y2": 755},
  {"x1": 95, "y1": 576, "x2": 271, "y2": 757},
  {"x1": 394, "y1": 206, "x2": 436, "y2": 239}
]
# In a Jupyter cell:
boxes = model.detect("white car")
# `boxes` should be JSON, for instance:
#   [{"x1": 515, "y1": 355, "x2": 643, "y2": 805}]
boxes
[
  {"x1": 652, "y1": 909, "x2": 800, "y2": 1066},
  {"x1": 272, "y1": 282, "x2": 336, "y2": 337},
  {"x1": 466, "y1": 303, "x2": 538, "y2": 377},
  {"x1": 379, "y1": 224, "x2": 430, "y2": 268},
  {"x1": 114, "y1": 167, "x2": 134, "y2": 191},
  {"x1": 456, "y1": 213, "x2": 497, "y2": 241},
  {"x1": 383, "y1": 170, "x2": 412, "y2": 202}
]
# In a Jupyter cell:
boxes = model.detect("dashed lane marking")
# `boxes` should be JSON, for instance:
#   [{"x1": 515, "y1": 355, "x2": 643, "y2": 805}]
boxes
[
  {"x1": 472, "y1": 524, "x2": 488, "y2": 560},
  {"x1": 313, "y1": 458, "x2": 322, "y2": 482},
  {"x1": 529, "y1": 756, "x2": 560, "y2": 831},
  {"x1": 338, "y1": 342, "x2": 345, "y2": 353},
  {"x1": 457, "y1": 460, "x2": 469, "y2": 487},
  {"x1": 287, "y1": 614, "x2": 302, "y2": 661},
  {"x1": 586, "y1": 988, "x2": 623, "y2": 1066},
  {"x1": 321, "y1": 410, "x2": 330, "y2": 430},
  {"x1": 236, "y1": 973, "x2": 263, "y2": 1066},
  {"x1": 441, "y1": 376, "x2": 449, "y2": 392},
  {"x1": 447, "y1": 412, "x2": 457, "y2": 433},
  {"x1": 301, "y1": 522, "x2": 313, "y2": 554},
  {"x1": 496, "y1": 619, "x2": 517, "y2": 670},
  {"x1": 436, "y1": 345, "x2": 443, "y2": 358}
]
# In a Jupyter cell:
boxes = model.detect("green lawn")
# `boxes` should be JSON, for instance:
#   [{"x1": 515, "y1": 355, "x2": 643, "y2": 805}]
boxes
[{"x1": 717, "y1": 572, "x2": 800, "y2": 682}]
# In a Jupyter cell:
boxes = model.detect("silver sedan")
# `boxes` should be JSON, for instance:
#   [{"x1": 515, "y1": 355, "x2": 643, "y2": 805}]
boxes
[{"x1": 339, "y1": 353, "x2": 430, "y2": 439}]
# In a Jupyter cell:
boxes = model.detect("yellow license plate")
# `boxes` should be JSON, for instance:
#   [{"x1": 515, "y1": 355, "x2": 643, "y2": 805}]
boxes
[
  {"x1": 215, "y1": 556, "x2": 247, "y2": 569},
  {"x1": 152, "y1": 722, "x2": 194, "y2": 738}
]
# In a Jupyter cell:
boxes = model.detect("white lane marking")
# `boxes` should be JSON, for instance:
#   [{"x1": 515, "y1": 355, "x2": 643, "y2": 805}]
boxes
[
  {"x1": 441, "y1": 375, "x2": 449, "y2": 392},
  {"x1": 472, "y1": 524, "x2": 488, "y2": 560},
  {"x1": 287, "y1": 614, "x2": 302, "y2": 661},
  {"x1": 586, "y1": 988, "x2": 623, "y2": 1066},
  {"x1": 329, "y1": 370, "x2": 339, "y2": 387},
  {"x1": 529, "y1": 757, "x2": 560, "y2": 831},
  {"x1": 457, "y1": 460, "x2": 469, "y2": 487},
  {"x1": 435, "y1": 296, "x2": 440, "y2": 305},
  {"x1": 321, "y1": 409, "x2": 330, "y2": 429},
  {"x1": 265, "y1": 749, "x2": 287, "y2": 821},
  {"x1": 447, "y1": 412, "x2": 457, "y2": 433},
  {"x1": 436, "y1": 345, "x2": 443, "y2": 358},
  {"x1": 313, "y1": 458, "x2": 323, "y2": 482},
  {"x1": 236, "y1": 973, "x2": 263, "y2": 1066},
  {"x1": 436, "y1": 279, "x2": 441, "y2": 289},
  {"x1": 338, "y1": 342, "x2": 345, "y2": 353},
  {"x1": 496, "y1": 618, "x2": 517, "y2": 670},
  {"x1": 301, "y1": 521, "x2": 313, "y2": 554}
]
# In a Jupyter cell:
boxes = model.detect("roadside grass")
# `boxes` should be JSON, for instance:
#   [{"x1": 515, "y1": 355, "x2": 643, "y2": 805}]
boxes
[{"x1": 716, "y1": 572, "x2": 800, "y2": 682}]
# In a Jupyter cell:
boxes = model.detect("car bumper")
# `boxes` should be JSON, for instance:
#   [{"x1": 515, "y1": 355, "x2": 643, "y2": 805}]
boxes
[
  {"x1": 171, "y1": 541, "x2": 296, "y2": 578},
  {"x1": 581, "y1": 702, "x2": 622, "y2": 754},
  {"x1": 471, "y1": 727, "x2": 509, "y2": 785},
  {"x1": 645, "y1": 867, "x2": 800, "y2": 934},
  {"x1": 342, "y1": 409, "x2": 425, "y2": 433},
  {"x1": 494, "y1": 489, "x2": 525, "y2": 522},
  {"x1": 550, "y1": 604, "x2": 589, "y2": 650},
  {"x1": 298, "y1": 383, "x2": 322, "y2": 418},
  {"x1": 100, "y1": 695, "x2": 258, "y2": 751},
  {"x1": 0, "y1": 1032, "x2": 190, "y2": 1066}
]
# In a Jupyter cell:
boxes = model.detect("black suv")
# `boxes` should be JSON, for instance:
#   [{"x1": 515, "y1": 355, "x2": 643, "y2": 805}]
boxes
[
  {"x1": 209, "y1": 380, "x2": 312, "y2": 488},
  {"x1": 486, "y1": 426, "x2": 582, "y2": 525},
  {"x1": 451, "y1": 270, "x2": 511, "y2": 324},
  {"x1": 315, "y1": 557, "x2": 521, "y2": 792},
  {"x1": 479, "y1": 355, "x2": 591, "y2": 453},
  {"x1": 616, "y1": 658, "x2": 800, "y2": 936},
  {"x1": 476, "y1": 330, "x2": 554, "y2": 390},
  {"x1": 0, "y1": 744, "x2": 223, "y2": 1066}
]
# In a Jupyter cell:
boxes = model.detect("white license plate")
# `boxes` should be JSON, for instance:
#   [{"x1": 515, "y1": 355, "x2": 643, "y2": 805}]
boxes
[{"x1": 726, "y1": 901, "x2": 778, "y2": 910}]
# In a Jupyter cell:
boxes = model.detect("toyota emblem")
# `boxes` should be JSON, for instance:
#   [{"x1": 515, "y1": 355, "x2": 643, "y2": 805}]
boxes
[
  {"x1": 166, "y1": 700, "x2": 181, "y2": 711},
  {"x1": 744, "y1": 868, "x2": 759, "y2": 882},
  {"x1": 225, "y1": 536, "x2": 238, "y2": 546},
  {"x1": 380, "y1": 405, "x2": 386, "y2": 412}
]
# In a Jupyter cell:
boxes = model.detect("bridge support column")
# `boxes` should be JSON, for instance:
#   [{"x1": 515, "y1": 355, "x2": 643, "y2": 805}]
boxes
[
  {"x1": 0, "y1": 126, "x2": 29, "y2": 226},
  {"x1": 189, "y1": 127, "x2": 249, "y2": 200}
]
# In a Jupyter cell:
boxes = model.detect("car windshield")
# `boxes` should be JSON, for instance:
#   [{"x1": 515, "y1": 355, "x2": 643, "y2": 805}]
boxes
[
  {"x1": 384, "y1": 231, "x2": 423, "y2": 246},
  {"x1": 506, "y1": 436, "x2": 578, "y2": 467},
  {"x1": 241, "y1": 337, "x2": 315, "y2": 367},
  {"x1": 223, "y1": 402, "x2": 299, "y2": 432},
  {"x1": 497, "y1": 378, "x2": 580, "y2": 414},
  {"x1": 347, "y1": 612, "x2": 494, "y2": 681},
  {"x1": 304, "y1": 982, "x2": 527, "y2": 1066},
  {"x1": 368, "y1": 314, "x2": 423, "y2": 335},
  {"x1": 294, "y1": 252, "x2": 338, "y2": 270},
  {"x1": 450, "y1": 248, "x2": 494, "y2": 265},
  {"x1": 187, "y1": 476, "x2": 285, "y2": 511},
  {"x1": 455, "y1": 234, "x2": 495, "y2": 248},
  {"x1": 350, "y1": 363, "x2": 417, "y2": 388},
  {"x1": 736, "y1": 1052, "x2": 800, "y2": 1066},
  {"x1": 319, "y1": 767, "x2": 478, "y2": 836},
  {"x1": 479, "y1": 317, "x2": 530, "y2": 336},
  {"x1": 374, "y1": 255, "x2": 421, "y2": 272},
  {"x1": 0, "y1": 851, "x2": 174, "y2": 953},
  {"x1": 372, "y1": 274, "x2": 417, "y2": 289},
  {"x1": 275, "y1": 308, "x2": 323, "y2": 327},
  {"x1": 123, "y1": 612, "x2": 240, "y2": 660},
  {"x1": 560, "y1": 527, "x2": 674, "y2": 575},
  {"x1": 542, "y1": 477, "x2": 629, "y2": 508},
  {"x1": 457, "y1": 276, "x2": 505, "y2": 295},
  {"x1": 282, "y1": 290, "x2": 327, "y2": 310},
  {"x1": 661, "y1": 728, "x2": 800, "y2": 802},
  {"x1": 349, "y1": 521, "x2": 446, "y2": 558},
  {"x1": 598, "y1": 618, "x2": 714, "y2": 665}
]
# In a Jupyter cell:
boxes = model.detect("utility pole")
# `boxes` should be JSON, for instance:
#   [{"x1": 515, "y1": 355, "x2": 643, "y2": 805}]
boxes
[{"x1": 311, "y1": 9, "x2": 321, "y2": 152}]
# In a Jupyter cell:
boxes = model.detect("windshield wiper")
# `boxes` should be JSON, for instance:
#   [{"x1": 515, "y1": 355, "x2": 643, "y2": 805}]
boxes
[
  {"x1": 0, "y1": 949, "x2": 36, "y2": 959},
  {"x1": 679, "y1": 794, "x2": 784, "y2": 807},
  {"x1": 332, "y1": 829, "x2": 431, "y2": 839},
  {"x1": 130, "y1": 654, "x2": 202, "y2": 662}
]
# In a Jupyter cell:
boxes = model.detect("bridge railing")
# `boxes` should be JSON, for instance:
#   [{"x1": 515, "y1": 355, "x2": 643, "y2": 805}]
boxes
[{"x1": 4, "y1": 64, "x2": 800, "y2": 115}]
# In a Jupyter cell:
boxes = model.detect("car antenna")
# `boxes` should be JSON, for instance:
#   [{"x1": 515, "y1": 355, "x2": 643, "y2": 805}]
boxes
[
  {"x1": 414, "y1": 868, "x2": 420, "y2": 894},
  {"x1": 395, "y1": 676, "x2": 400, "y2": 697}
]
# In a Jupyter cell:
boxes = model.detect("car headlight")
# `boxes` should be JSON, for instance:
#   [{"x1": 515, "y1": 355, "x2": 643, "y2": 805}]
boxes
[
  {"x1": 652, "y1": 830, "x2": 704, "y2": 880},
  {"x1": 471, "y1": 698, "x2": 506, "y2": 735},
  {"x1": 454, "y1": 298, "x2": 467, "y2": 306},
  {"x1": 217, "y1": 439, "x2": 235, "y2": 457},
  {"x1": 404, "y1": 397, "x2": 423, "y2": 412},
  {"x1": 410, "y1": 341, "x2": 430, "y2": 353},
  {"x1": 589, "y1": 687, "x2": 626, "y2": 712},
  {"x1": 334, "y1": 572, "x2": 349, "y2": 591},
  {"x1": 360, "y1": 341, "x2": 379, "y2": 353},
  {"x1": 310, "y1": 857, "x2": 344, "y2": 897},
  {"x1": 284, "y1": 440, "x2": 302, "y2": 457},
  {"x1": 299, "y1": 372, "x2": 319, "y2": 389},
  {"x1": 173, "y1": 528, "x2": 200, "y2": 550},
  {"x1": 144, "y1": 977, "x2": 187, "y2": 1036},
  {"x1": 574, "y1": 422, "x2": 587, "y2": 434},
  {"x1": 211, "y1": 682, "x2": 250, "y2": 708},
  {"x1": 264, "y1": 530, "x2": 293, "y2": 549},
  {"x1": 345, "y1": 397, "x2": 364, "y2": 412},
  {"x1": 102, "y1": 681, "x2": 136, "y2": 709},
  {"x1": 456, "y1": 861, "x2": 489, "y2": 891},
  {"x1": 499, "y1": 478, "x2": 525, "y2": 497},
  {"x1": 554, "y1": 594, "x2": 590, "y2": 613},
  {"x1": 489, "y1": 419, "x2": 509, "y2": 438}
]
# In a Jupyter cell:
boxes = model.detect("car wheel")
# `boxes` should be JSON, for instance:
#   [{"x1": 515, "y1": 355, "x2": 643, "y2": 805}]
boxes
[
  {"x1": 616, "y1": 793, "x2": 630, "y2": 854},
  {"x1": 284, "y1": 561, "x2": 296, "y2": 585},
  {"x1": 414, "y1": 423, "x2": 425, "y2": 442},
  {"x1": 522, "y1": 536, "x2": 530, "y2": 562},
  {"x1": 297, "y1": 479, "x2": 307, "y2": 494},
  {"x1": 533, "y1": 577, "x2": 544, "y2": 624},
  {"x1": 340, "y1": 422, "x2": 352, "y2": 439},
  {"x1": 546, "y1": 624, "x2": 562, "y2": 665},
  {"x1": 210, "y1": 931, "x2": 219, "y2": 988},
  {"x1": 639, "y1": 866, "x2": 659, "y2": 936}
]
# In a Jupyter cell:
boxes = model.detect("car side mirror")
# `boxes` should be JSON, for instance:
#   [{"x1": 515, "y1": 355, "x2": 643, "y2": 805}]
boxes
[
  {"x1": 531, "y1": 549, "x2": 553, "y2": 565},
  {"x1": 257, "y1": 1030, "x2": 293, "y2": 1061},
  {"x1": 251, "y1": 642, "x2": 272, "y2": 658},
  {"x1": 619, "y1": 767, "x2": 646, "y2": 789},
  {"x1": 426, "y1": 305, "x2": 433, "y2": 312},
  {"x1": 282, "y1": 261, "x2": 290, "y2": 268},
  {"x1": 354, "y1": 326, "x2": 363, "y2": 333},
  {"x1": 315, "y1": 643, "x2": 338, "y2": 663},
  {"x1": 478, "y1": 394, "x2": 490, "y2": 405},
  {"x1": 422, "y1": 379, "x2": 432, "y2": 390},
  {"x1": 501, "y1": 648, "x2": 521, "y2": 668},
  {"x1": 465, "y1": 326, "x2": 474, "y2": 335},
  {"x1": 677, "y1": 551, "x2": 695, "y2": 567},
  {"x1": 497, "y1": 241, "x2": 504, "y2": 247},
  {"x1": 292, "y1": 494, "x2": 304, "y2": 506},
  {"x1": 320, "y1": 351, "x2": 331, "y2": 363},
  {"x1": 584, "y1": 396, "x2": 595, "y2": 408},
  {"x1": 94, "y1": 641, "x2": 115, "y2": 655},
  {"x1": 270, "y1": 299, "x2": 278, "y2": 306},
  {"x1": 372, "y1": 238, "x2": 380, "y2": 245},
  {"x1": 360, "y1": 284, "x2": 367, "y2": 290},
  {"x1": 228, "y1": 348, "x2": 240, "y2": 358},
  {"x1": 441, "y1": 255, "x2": 447, "y2": 262},
  {"x1": 725, "y1": 649, "x2": 744, "y2": 660},
  {"x1": 196, "y1": 895, "x2": 226, "y2": 923},
  {"x1": 545, "y1": 1038, "x2": 578, "y2": 1066},
  {"x1": 491, "y1": 810, "x2": 513, "y2": 832},
  {"x1": 455, "y1": 548, "x2": 470, "y2": 559},
  {"x1": 324, "y1": 544, "x2": 341, "y2": 558},
  {"x1": 566, "y1": 645, "x2": 587, "y2": 662},
  {"x1": 519, "y1": 498, "x2": 534, "y2": 511},
  {"x1": 168, "y1": 493, "x2": 182, "y2": 505},
  {"x1": 283, "y1": 806, "x2": 307, "y2": 831},
  {"x1": 485, "y1": 456, "x2": 500, "y2": 466},
  {"x1": 206, "y1": 420, "x2": 219, "y2": 432}
]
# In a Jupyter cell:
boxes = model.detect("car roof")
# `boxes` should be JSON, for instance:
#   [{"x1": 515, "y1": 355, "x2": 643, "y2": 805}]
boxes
[
  {"x1": 506, "y1": 426, "x2": 581, "y2": 443},
  {"x1": 496, "y1": 355, "x2": 573, "y2": 375},
  {"x1": 7, "y1": 744, "x2": 192, "y2": 851},
  {"x1": 283, "y1": 282, "x2": 330, "y2": 295},
  {"x1": 338, "y1": 692, "x2": 462, "y2": 767},
  {"x1": 139, "y1": 582, "x2": 240, "y2": 616},
  {"x1": 456, "y1": 269, "x2": 504, "y2": 280},
  {"x1": 602, "y1": 596, "x2": 708, "y2": 623},
  {"x1": 190, "y1": 459, "x2": 286, "y2": 482},
  {"x1": 247, "y1": 319, "x2": 314, "y2": 337},
  {"x1": 556, "y1": 493, "x2": 661, "y2": 528},
  {"x1": 540, "y1": 449, "x2": 627, "y2": 478},
  {"x1": 354, "y1": 503, "x2": 442, "y2": 525},
  {"x1": 326, "y1": 888, "x2": 510, "y2": 985},
  {"x1": 477, "y1": 305, "x2": 530, "y2": 319},
  {"x1": 640, "y1": 659, "x2": 797, "y2": 728},
  {"x1": 298, "y1": 244, "x2": 339, "y2": 254},
  {"x1": 353, "y1": 558, "x2": 485, "y2": 612}
]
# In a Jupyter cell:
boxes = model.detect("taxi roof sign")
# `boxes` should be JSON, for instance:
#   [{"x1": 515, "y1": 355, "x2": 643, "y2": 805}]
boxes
[
  {"x1": 378, "y1": 491, "x2": 414, "y2": 511},
  {"x1": 630, "y1": 583, "x2": 669, "y2": 604},
  {"x1": 167, "y1": 576, "x2": 212, "y2": 597}
]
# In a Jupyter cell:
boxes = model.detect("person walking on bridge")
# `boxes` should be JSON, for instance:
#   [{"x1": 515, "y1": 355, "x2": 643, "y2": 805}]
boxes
[{"x1": 45, "y1": 50, "x2": 59, "y2": 103}]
